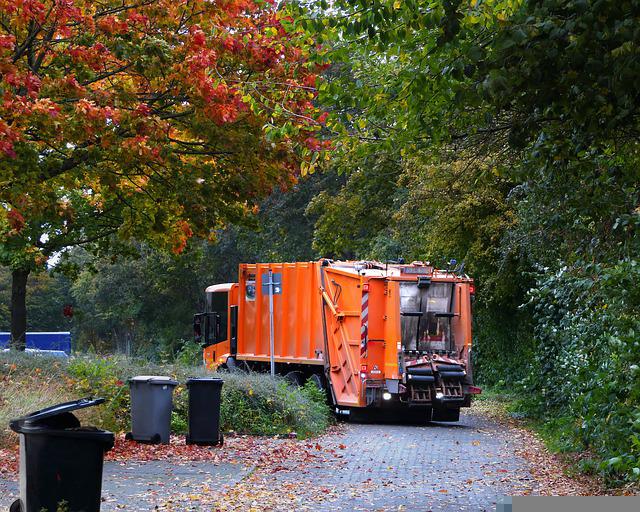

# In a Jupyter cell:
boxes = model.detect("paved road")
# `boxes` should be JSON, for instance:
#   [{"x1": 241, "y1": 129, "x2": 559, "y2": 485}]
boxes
[
  {"x1": 282, "y1": 414, "x2": 535, "y2": 511},
  {"x1": 0, "y1": 412, "x2": 537, "y2": 511}
]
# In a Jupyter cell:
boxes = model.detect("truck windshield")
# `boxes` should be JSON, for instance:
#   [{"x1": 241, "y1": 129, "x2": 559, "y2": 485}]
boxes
[
  {"x1": 206, "y1": 291, "x2": 228, "y2": 343},
  {"x1": 400, "y1": 282, "x2": 454, "y2": 352}
]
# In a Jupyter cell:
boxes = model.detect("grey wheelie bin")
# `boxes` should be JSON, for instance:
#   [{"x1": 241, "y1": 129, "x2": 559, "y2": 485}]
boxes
[
  {"x1": 8, "y1": 398, "x2": 114, "y2": 512},
  {"x1": 126, "y1": 375, "x2": 178, "y2": 444},
  {"x1": 185, "y1": 377, "x2": 223, "y2": 446}
]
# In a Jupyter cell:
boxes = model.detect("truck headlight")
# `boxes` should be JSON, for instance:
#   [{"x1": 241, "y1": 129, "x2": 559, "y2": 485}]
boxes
[{"x1": 382, "y1": 392, "x2": 392, "y2": 400}]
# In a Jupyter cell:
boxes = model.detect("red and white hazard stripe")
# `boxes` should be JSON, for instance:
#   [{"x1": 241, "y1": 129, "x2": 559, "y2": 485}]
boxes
[{"x1": 360, "y1": 287, "x2": 369, "y2": 357}]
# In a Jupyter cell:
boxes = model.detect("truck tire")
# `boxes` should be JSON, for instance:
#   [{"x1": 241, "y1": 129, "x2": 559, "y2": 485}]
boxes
[
  {"x1": 432, "y1": 407, "x2": 460, "y2": 422},
  {"x1": 225, "y1": 356, "x2": 238, "y2": 371},
  {"x1": 308, "y1": 373, "x2": 325, "y2": 391},
  {"x1": 385, "y1": 407, "x2": 431, "y2": 425},
  {"x1": 284, "y1": 371, "x2": 304, "y2": 387},
  {"x1": 348, "y1": 408, "x2": 372, "y2": 423}
]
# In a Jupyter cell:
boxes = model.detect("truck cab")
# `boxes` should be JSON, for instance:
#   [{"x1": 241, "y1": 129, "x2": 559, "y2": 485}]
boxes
[{"x1": 193, "y1": 283, "x2": 238, "y2": 368}]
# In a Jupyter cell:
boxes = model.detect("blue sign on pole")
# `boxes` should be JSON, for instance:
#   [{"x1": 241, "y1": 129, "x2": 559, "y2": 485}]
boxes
[{"x1": 261, "y1": 273, "x2": 282, "y2": 295}]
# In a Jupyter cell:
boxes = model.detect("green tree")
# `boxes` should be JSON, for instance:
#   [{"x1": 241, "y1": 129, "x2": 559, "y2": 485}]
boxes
[
  {"x1": 57, "y1": 171, "x2": 335, "y2": 356},
  {"x1": 0, "y1": 0, "x2": 324, "y2": 349},
  {"x1": 69, "y1": 245, "x2": 202, "y2": 355},
  {"x1": 0, "y1": 266, "x2": 73, "y2": 332},
  {"x1": 306, "y1": 152, "x2": 401, "y2": 258}
]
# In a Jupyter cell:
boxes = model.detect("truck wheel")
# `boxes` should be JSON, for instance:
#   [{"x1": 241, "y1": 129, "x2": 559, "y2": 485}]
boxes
[
  {"x1": 308, "y1": 374, "x2": 325, "y2": 391},
  {"x1": 225, "y1": 356, "x2": 238, "y2": 371},
  {"x1": 432, "y1": 407, "x2": 460, "y2": 422},
  {"x1": 284, "y1": 371, "x2": 304, "y2": 387},
  {"x1": 348, "y1": 408, "x2": 372, "y2": 423},
  {"x1": 406, "y1": 407, "x2": 432, "y2": 425}
]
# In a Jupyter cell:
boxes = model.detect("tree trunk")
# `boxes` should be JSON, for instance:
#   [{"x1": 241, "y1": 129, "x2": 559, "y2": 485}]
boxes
[{"x1": 10, "y1": 268, "x2": 30, "y2": 351}]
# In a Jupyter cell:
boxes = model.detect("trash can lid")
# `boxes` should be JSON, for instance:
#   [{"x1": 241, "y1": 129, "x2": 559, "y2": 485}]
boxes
[
  {"x1": 129, "y1": 375, "x2": 178, "y2": 386},
  {"x1": 186, "y1": 377, "x2": 223, "y2": 385},
  {"x1": 9, "y1": 397, "x2": 105, "y2": 432}
]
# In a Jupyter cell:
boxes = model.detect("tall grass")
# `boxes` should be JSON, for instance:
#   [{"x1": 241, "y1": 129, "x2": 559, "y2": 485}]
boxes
[{"x1": 0, "y1": 353, "x2": 74, "y2": 444}]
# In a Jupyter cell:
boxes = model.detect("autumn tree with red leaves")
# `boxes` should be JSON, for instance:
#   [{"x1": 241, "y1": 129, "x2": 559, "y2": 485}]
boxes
[{"x1": 0, "y1": 0, "x2": 325, "y2": 349}]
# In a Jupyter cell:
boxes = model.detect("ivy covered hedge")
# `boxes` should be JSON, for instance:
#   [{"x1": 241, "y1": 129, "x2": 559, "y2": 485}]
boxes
[{"x1": 519, "y1": 261, "x2": 640, "y2": 482}]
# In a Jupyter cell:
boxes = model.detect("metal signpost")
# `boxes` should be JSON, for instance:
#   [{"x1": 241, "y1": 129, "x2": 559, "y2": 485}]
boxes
[
  {"x1": 262, "y1": 271, "x2": 282, "y2": 376},
  {"x1": 268, "y1": 270, "x2": 275, "y2": 376}
]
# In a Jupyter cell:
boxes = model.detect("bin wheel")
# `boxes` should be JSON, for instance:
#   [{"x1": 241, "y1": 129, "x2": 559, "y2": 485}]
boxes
[
  {"x1": 125, "y1": 432, "x2": 133, "y2": 441},
  {"x1": 216, "y1": 432, "x2": 224, "y2": 446},
  {"x1": 10, "y1": 499, "x2": 22, "y2": 512},
  {"x1": 151, "y1": 433, "x2": 162, "y2": 444}
]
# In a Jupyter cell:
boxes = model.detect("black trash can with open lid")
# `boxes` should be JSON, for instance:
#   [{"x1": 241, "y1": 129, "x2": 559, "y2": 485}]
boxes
[{"x1": 9, "y1": 397, "x2": 114, "y2": 512}]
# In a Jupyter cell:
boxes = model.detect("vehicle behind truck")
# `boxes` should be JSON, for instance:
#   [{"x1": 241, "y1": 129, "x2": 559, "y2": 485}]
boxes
[{"x1": 194, "y1": 260, "x2": 481, "y2": 422}]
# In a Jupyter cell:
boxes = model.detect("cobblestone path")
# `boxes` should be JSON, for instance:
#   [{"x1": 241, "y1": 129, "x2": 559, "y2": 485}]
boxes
[{"x1": 0, "y1": 412, "x2": 539, "y2": 511}]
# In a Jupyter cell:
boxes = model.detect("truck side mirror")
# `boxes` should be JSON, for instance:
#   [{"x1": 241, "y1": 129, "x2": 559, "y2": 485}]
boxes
[
  {"x1": 194, "y1": 313, "x2": 212, "y2": 347},
  {"x1": 230, "y1": 306, "x2": 238, "y2": 354},
  {"x1": 193, "y1": 314, "x2": 203, "y2": 343}
]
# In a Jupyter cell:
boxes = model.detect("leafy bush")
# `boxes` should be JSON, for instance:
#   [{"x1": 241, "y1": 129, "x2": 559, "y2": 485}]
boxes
[
  {"x1": 472, "y1": 302, "x2": 535, "y2": 387},
  {"x1": 171, "y1": 409, "x2": 188, "y2": 435},
  {"x1": 218, "y1": 373, "x2": 331, "y2": 437},
  {"x1": 66, "y1": 357, "x2": 131, "y2": 432},
  {"x1": 175, "y1": 339, "x2": 204, "y2": 367}
]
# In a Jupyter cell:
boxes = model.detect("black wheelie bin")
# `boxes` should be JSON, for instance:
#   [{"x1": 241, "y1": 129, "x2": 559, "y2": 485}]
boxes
[
  {"x1": 9, "y1": 397, "x2": 114, "y2": 512},
  {"x1": 185, "y1": 377, "x2": 223, "y2": 446}
]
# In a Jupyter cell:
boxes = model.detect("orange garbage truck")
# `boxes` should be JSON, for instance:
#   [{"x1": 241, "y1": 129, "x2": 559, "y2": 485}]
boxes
[{"x1": 194, "y1": 260, "x2": 481, "y2": 421}]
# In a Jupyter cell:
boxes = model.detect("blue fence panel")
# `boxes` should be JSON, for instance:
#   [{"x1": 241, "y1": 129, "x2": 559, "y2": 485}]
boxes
[{"x1": 0, "y1": 332, "x2": 72, "y2": 354}]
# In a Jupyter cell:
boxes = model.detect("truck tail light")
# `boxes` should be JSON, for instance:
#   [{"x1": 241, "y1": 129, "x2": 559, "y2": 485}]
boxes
[{"x1": 469, "y1": 283, "x2": 475, "y2": 295}]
